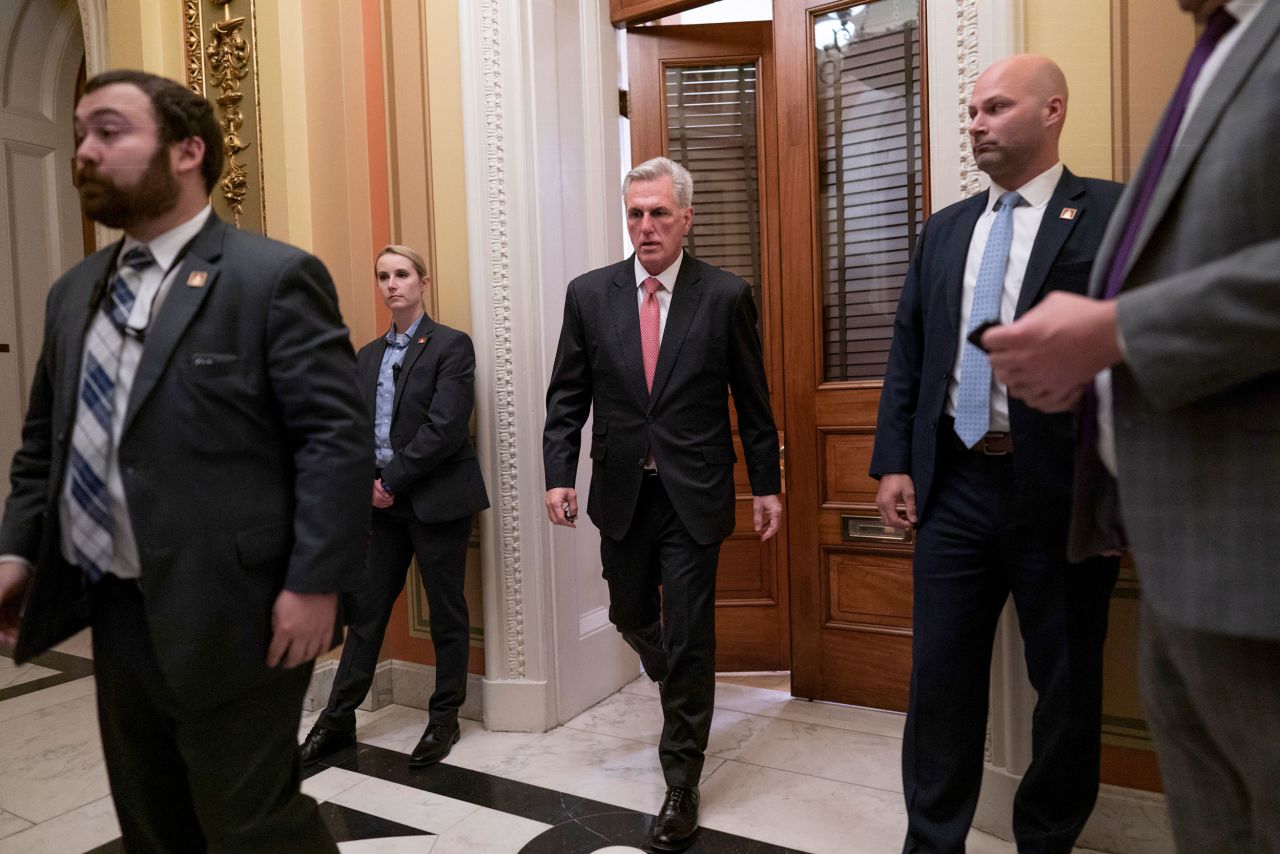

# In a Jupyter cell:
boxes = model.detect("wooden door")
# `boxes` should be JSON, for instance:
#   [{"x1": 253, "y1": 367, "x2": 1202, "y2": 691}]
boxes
[
  {"x1": 628, "y1": 22, "x2": 790, "y2": 672},
  {"x1": 776, "y1": 0, "x2": 928, "y2": 711}
]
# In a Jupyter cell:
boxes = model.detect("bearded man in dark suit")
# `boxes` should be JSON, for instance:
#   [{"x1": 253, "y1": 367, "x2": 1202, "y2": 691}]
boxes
[{"x1": 0, "y1": 70, "x2": 369, "y2": 851}]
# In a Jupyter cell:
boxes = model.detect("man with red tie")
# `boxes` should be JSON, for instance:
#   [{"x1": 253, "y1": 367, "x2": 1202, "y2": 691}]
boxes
[{"x1": 543, "y1": 156, "x2": 782, "y2": 851}]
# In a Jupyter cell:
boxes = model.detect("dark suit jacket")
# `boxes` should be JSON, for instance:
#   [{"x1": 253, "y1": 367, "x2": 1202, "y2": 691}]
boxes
[
  {"x1": 1072, "y1": 2, "x2": 1280, "y2": 638},
  {"x1": 0, "y1": 213, "x2": 371, "y2": 709},
  {"x1": 543, "y1": 252, "x2": 780, "y2": 545},
  {"x1": 870, "y1": 169, "x2": 1123, "y2": 520},
  {"x1": 357, "y1": 314, "x2": 488, "y2": 523}
]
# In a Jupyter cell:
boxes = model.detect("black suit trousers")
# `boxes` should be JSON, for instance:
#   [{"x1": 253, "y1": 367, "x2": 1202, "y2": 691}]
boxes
[
  {"x1": 902, "y1": 435, "x2": 1118, "y2": 854},
  {"x1": 319, "y1": 506, "x2": 472, "y2": 732},
  {"x1": 91, "y1": 575, "x2": 335, "y2": 853},
  {"x1": 600, "y1": 473, "x2": 722, "y2": 788}
]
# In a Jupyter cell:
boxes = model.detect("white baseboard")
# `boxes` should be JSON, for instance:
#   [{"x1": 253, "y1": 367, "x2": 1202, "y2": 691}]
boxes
[
  {"x1": 305, "y1": 659, "x2": 484, "y2": 723},
  {"x1": 480, "y1": 677, "x2": 554, "y2": 732},
  {"x1": 974, "y1": 765, "x2": 1173, "y2": 854}
]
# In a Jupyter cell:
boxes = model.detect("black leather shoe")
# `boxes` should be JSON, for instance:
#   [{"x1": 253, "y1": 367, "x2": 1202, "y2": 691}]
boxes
[
  {"x1": 299, "y1": 725, "x2": 355, "y2": 766},
  {"x1": 408, "y1": 723, "x2": 460, "y2": 768},
  {"x1": 649, "y1": 785, "x2": 699, "y2": 851}
]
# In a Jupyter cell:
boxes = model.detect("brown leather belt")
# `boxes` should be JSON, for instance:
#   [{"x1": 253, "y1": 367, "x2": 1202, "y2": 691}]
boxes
[
  {"x1": 971, "y1": 432, "x2": 1013, "y2": 455},
  {"x1": 940, "y1": 415, "x2": 1014, "y2": 455}
]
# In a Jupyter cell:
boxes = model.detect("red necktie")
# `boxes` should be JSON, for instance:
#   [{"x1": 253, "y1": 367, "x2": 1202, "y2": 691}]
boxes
[{"x1": 641, "y1": 277, "x2": 662, "y2": 391}]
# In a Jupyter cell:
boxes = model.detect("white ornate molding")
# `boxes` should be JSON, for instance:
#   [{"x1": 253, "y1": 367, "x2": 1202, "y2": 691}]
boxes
[
  {"x1": 956, "y1": 0, "x2": 982, "y2": 197},
  {"x1": 77, "y1": 0, "x2": 114, "y2": 251},
  {"x1": 475, "y1": 0, "x2": 527, "y2": 682},
  {"x1": 952, "y1": 0, "x2": 1025, "y2": 198},
  {"x1": 77, "y1": 0, "x2": 107, "y2": 76},
  {"x1": 460, "y1": 0, "x2": 639, "y2": 731}
]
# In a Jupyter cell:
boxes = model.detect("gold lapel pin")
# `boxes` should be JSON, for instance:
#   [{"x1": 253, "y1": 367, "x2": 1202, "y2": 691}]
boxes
[
  {"x1": 187, "y1": 271, "x2": 209, "y2": 288},
  {"x1": 1059, "y1": 208, "x2": 1078, "y2": 220}
]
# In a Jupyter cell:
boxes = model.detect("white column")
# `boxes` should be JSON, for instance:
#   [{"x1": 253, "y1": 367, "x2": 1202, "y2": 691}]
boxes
[{"x1": 459, "y1": 0, "x2": 637, "y2": 733}]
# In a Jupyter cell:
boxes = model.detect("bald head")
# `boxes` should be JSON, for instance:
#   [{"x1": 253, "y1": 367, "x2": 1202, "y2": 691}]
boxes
[
  {"x1": 968, "y1": 54, "x2": 1069, "y2": 189},
  {"x1": 983, "y1": 54, "x2": 1069, "y2": 106}
]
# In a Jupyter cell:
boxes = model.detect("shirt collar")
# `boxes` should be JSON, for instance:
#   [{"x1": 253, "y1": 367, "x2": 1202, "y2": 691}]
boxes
[
  {"x1": 386, "y1": 312, "x2": 425, "y2": 346},
  {"x1": 120, "y1": 205, "x2": 212, "y2": 274},
  {"x1": 986, "y1": 162, "x2": 1064, "y2": 213},
  {"x1": 634, "y1": 250, "x2": 684, "y2": 295},
  {"x1": 1226, "y1": 0, "x2": 1265, "y2": 27}
]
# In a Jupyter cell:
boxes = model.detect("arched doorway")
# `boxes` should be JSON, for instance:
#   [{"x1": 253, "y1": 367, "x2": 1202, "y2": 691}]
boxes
[{"x1": 0, "y1": 0, "x2": 91, "y2": 504}]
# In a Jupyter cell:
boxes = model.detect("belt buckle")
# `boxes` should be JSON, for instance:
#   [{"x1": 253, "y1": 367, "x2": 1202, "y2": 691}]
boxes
[{"x1": 976, "y1": 433, "x2": 1011, "y2": 455}]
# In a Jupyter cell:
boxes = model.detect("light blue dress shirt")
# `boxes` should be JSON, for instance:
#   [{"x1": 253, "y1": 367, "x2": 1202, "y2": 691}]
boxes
[{"x1": 374, "y1": 314, "x2": 423, "y2": 469}]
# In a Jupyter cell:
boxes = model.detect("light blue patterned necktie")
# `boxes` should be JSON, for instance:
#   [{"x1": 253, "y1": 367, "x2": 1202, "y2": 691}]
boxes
[
  {"x1": 955, "y1": 191, "x2": 1022, "y2": 448},
  {"x1": 66, "y1": 245, "x2": 154, "y2": 581}
]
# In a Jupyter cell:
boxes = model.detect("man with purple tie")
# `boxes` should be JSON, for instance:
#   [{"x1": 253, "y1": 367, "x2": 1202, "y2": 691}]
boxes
[{"x1": 986, "y1": 1, "x2": 1280, "y2": 849}]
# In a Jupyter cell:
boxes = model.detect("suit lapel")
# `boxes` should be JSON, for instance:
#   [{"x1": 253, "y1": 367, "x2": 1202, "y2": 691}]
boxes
[
  {"x1": 1116, "y1": 3, "x2": 1280, "y2": 290},
  {"x1": 943, "y1": 195, "x2": 987, "y2": 335},
  {"x1": 1016, "y1": 170, "x2": 1085, "y2": 317},
  {"x1": 391, "y1": 315, "x2": 434, "y2": 420},
  {"x1": 647, "y1": 255, "x2": 703, "y2": 410},
  {"x1": 123, "y1": 216, "x2": 223, "y2": 434},
  {"x1": 362, "y1": 339, "x2": 387, "y2": 414},
  {"x1": 607, "y1": 259, "x2": 649, "y2": 407}
]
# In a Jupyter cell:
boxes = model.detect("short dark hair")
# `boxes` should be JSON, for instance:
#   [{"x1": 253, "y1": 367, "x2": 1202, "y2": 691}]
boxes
[{"x1": 83, "y1": 69, "x2": 225, "y2": 194}]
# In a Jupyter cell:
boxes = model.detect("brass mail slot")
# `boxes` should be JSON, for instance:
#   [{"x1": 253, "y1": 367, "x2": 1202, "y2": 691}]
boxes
[{"x1": 841, "y1": 515, "x2": 912, "y2": 544}]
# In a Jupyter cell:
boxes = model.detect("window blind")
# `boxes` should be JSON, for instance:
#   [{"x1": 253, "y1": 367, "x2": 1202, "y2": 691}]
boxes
[
  {"x1": 816, "y1": 11, "x2": 923, "y2": 382},
  {"x1": 665, "y1": 63, "x2": 764, "y2": 321}
]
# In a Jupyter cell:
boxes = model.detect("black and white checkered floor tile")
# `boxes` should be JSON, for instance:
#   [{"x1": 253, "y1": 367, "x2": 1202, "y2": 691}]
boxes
[{"x1": 86, "y1": 741, "x2": 803, "y2": 852}]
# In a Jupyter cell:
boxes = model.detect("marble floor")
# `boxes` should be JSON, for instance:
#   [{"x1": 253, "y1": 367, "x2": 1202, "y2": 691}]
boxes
[{"x1": 0, "y1": 644, "x2": 1106, "y2": 853}]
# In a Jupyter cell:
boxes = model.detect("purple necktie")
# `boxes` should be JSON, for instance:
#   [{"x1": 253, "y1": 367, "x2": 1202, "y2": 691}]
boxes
[{"x1": 1101, "y1": 7, "x2": 1237, "y2": 298}]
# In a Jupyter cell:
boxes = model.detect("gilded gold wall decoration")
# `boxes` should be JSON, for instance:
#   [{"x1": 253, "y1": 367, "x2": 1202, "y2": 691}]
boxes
[
  {"x1": 183, "y1": 1, "x2": 204, "y2": 94},
  {"x1": 207, "y1": 7, "x2": 250, "y2": 226},
  {"x1": 182, "y1": 0, "x2": 265, "y2": 233}
]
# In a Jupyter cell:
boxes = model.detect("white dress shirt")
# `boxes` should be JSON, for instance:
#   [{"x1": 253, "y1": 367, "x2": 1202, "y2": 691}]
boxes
[
  {"x1": 947, "y1": 162, "x2": 1064, "y2": 432},
  {"x1": 1097, "y1": 0, "x2": 1265, "y2": 474},
  {"x1": 58, "y1": 205, "x2": 213, "y2": 578}
]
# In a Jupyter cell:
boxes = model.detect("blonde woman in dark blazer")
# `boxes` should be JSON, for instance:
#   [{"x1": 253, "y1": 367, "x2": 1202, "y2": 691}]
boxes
[{"x1": 300, "y1": 245, "x2": 488, "y2": 770}]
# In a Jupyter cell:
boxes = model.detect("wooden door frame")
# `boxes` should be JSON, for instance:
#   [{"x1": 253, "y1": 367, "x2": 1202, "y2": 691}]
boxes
[{"x1": 611, "y1": 0, "x2": 712, "y2": 26}]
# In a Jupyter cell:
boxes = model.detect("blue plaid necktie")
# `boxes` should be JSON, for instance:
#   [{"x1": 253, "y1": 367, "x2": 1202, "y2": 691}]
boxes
[
  {"x1": 955, "y1": 191, "x2": 1021, "y2": 448},
  {"x1": 66, "y1": 245, "x2": 154, "y2": 581}
]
